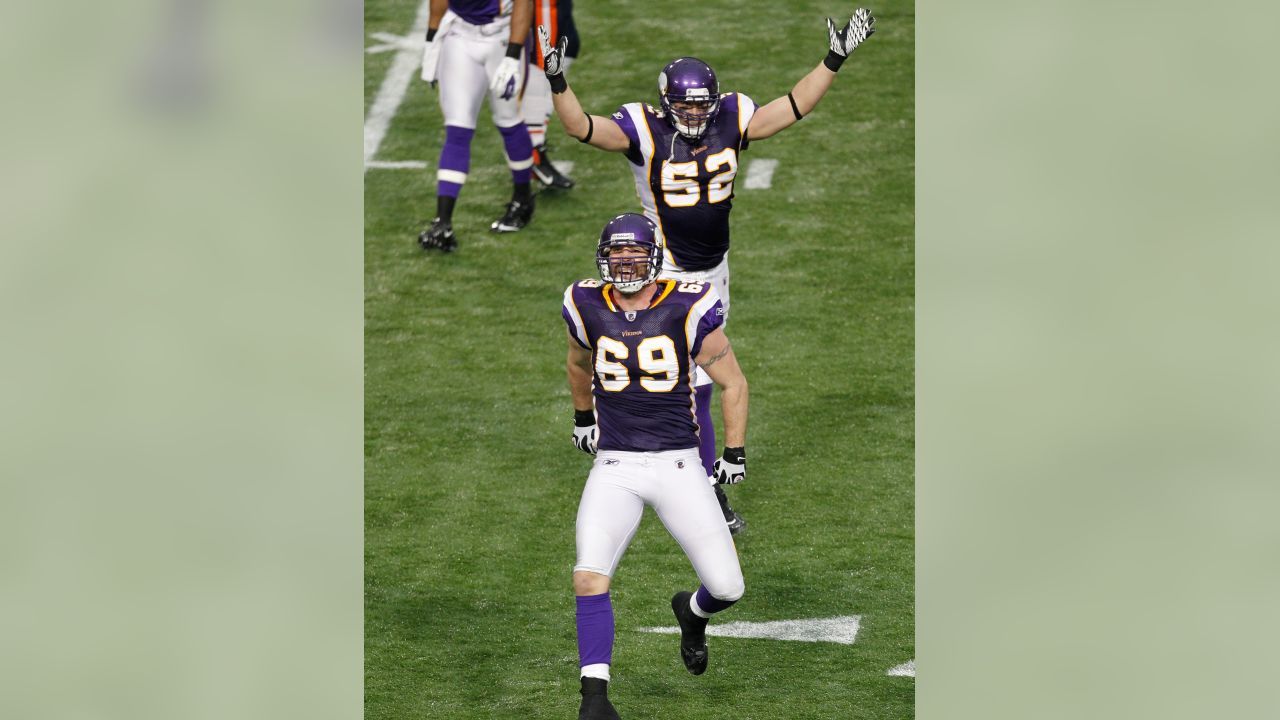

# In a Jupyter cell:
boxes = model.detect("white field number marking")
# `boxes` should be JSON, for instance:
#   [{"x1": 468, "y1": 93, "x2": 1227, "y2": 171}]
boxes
[
  {"x1": 887, "y1": 660, "x2": 915, "y2": 677},
  {"x1": 639, "y1": 615, "x2": 860, "y2": 644},
  {"x1": 743, "y1": 158, "x2": 778, "y2": 189}
]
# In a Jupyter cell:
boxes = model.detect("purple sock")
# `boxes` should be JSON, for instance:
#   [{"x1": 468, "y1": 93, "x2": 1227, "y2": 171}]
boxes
[
  {"x1": 437, "y1": 125, "x2": 475, "y2": 198},
  {"x1": 695, "y1": 584, "x2": 739, "y2": 615},
  {"x1": 497, "y1": 123, "x2": 533, "y2": 184},
  {"x1": 694, "y1": 384, "x2": 716, "y2": 477},
  {"x1": 575, "y1": 592, "x2": 614, "y2": 668}
]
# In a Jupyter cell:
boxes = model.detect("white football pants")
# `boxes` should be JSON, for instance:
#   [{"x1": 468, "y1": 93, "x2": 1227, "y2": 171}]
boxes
[
  {"x1": 436, "y1": 17, "x2": 524, "y2": 130},
  {"x1": 574, "y1": 448, "x2": 745, "y2": 602}
]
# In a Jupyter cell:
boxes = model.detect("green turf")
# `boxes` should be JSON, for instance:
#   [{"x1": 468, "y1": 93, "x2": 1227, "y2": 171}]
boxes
[{"x1": 366, "y1": 1, "x2": 914, "y2": 717}]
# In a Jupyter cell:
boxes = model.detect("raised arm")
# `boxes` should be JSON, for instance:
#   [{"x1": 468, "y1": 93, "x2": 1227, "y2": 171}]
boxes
[
  {"x1": 747, "y1": 8, "x2": 876, "y2": 141},
  {"x1": 538, "y1": 25, "x2": 632, "y2": 152}
]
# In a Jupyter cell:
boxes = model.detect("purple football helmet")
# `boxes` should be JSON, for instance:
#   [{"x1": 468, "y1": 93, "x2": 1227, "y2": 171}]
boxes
[
  {"x1": 658, "y1": 57, "x2": 720, "y2": 141},
  {"x1": 596, "y1": 213, "x2": 663, "y2": 294}
]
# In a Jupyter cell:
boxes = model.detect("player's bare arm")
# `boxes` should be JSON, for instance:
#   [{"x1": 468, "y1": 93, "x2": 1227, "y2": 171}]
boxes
[
  {"x1": 539, "y1": 25, "x2": 631, "y2": 152},
  {"x1": 508, "y1": 0, "x2": 532, "y2": 44},
  {"x1": 695, "y1": 328, "x2": 748, "y2": 448},
  {"x1": 566, "y1": 331, "x2": 595, "y2": 412},
  {"x1": 747, "y1": 8, "x2": 876, "y2": 141},
  {"x1": 427, "y1": 0, "x2": 447, "y2": 30}
]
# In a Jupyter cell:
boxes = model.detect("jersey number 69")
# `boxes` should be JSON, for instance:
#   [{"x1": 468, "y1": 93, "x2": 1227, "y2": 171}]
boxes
[{"x1": 595, "y1": 335, "x2": 678, "y2": 393}]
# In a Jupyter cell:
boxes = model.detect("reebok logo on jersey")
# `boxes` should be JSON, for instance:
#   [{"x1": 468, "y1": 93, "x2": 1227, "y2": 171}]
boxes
[
  {"x1": 691, "y1": 145, "x2": 708, "y2": 157},
  {"x1": 604, "y1": 459, "x2": 619, "y2": 465}
]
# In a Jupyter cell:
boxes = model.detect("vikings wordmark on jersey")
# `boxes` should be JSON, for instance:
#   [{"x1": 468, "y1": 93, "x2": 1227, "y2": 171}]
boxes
[{"x1": 562, "y1": 278, "x2": 725, "y2": 452}]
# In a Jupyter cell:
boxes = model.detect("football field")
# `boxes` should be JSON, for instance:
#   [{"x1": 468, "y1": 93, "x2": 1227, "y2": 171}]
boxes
[{"x1": 365, "y1": 1, "x2": 914, "y2": 717}]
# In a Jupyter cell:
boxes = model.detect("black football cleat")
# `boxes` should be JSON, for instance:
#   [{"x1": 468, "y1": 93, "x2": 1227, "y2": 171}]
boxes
[
  {"x1": 417, "y1": 217, "x2": 456, "y2": 252},
  {"x1": 578, "y1": 677, "x2": 621, "y2": 720},
  {"x1": 670, "y1": 591, "x2": 709, "y2": 675},
  {"x1": 714, "y1": 485, "x2": 746, "y2": 535},
  {"x1": 489, "y1": 196, "x2": 535, "y2": 233},
  {"x1": 532, "y1": 145, "x2": 575, "y2": 189}
]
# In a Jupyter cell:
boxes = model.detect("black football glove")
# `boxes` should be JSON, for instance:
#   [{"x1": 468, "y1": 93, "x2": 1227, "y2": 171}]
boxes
[
  {"x1": 572, "y1": 409, "x2": 598, "y2": 456},
  {"x1": 712, "y1": 446, "x2": 746, "y2": 484},
  {"x1": 824, "y1": 8, "x2": 876, "y2": 72}
]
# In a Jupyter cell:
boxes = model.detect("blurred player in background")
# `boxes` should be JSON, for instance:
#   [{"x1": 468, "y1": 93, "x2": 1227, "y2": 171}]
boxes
[
  {"x1": 541, "y1": 9, "x2": 877, "y2": 533},
  {"x1": 523, "y1": 0, "x2": 579, "y2": 189},
  {"x1": 563, "y1": 213, "x2": 749, "y2": 720},
  {"x1": 418, "y1": 0, "x2": 535, "y2": 253}
]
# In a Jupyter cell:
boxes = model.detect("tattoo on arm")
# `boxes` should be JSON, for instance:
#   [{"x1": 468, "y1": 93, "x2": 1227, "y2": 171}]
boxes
[{"x1": 699, "y1": 343, "x2": 731, "y2": 369}]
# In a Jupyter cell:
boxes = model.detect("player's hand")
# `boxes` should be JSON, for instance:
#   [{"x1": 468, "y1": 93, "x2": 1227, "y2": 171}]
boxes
[
  {"x1": 824, "y1": 8, "x2": 876, "y2": 71},
  {"x1": 572, "y1": 409, "x2": 598, "y2": 456},
  {"x1": 713, "y1": 447, "x2": 746, "y2": 484},
  {"x1": 421, "y1": 28, "x2": 441, "y2": 86},
  {"x1": 490, "y1": 55, "x2": 520, "y2": 99},
  {"x1": 538, "y1": 24, "x2": 569, "y2": 78}
]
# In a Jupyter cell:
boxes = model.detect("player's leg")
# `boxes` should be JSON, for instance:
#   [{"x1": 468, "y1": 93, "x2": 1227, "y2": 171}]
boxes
[
  {"x1": 650, "y1": 450, "x2": 745, "y2": 675},
  {"x1": 573, "y1": 453, "x2": 643, "y2": 719},
  {"x1": 525, "y1": 0, "x2": 574, "y2": 188},
  {"x1": 419, "y1": 30, "x2": 488, "y2": 252},
  {"x1": 484, "y1": 42, "x2": 535, "y2": 232}
]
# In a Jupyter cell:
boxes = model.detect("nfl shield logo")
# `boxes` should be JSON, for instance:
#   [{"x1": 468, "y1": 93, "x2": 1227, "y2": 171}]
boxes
[{"x1": 625, "y1": 310, "x2": 637, "y2": 321}]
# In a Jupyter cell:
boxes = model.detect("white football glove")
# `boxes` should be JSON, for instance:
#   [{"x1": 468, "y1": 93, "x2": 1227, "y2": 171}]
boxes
[
  {"x1": 421, "y1": 31, "x2": 441, "y2": 86},
  {"x1": 573, "y1": 424, "x2": 598, "y2": 455},
  {"x1": 824, "y1": 8, "x2": 876, "y2": 71},
  {"x1": 490, "y1": 56, "x2": 521, "y2": 99},
  {"x1": 538, "y1": 24, "x2": 568, "y2": 78},
  {"x1": 712, "y1": 447, "x2": 746, "y2": 485},
  {"x1": 572, "y1": 410, "x2": 598, "y2": 455}
]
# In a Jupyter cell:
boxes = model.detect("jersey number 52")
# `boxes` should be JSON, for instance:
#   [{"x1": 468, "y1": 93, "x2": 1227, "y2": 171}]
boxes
[{"x1": 660, "y1": 149, "x2": 738, "y2": 207}]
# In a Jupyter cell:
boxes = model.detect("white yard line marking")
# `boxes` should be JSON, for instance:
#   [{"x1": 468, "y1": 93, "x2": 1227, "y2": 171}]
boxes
[
  {"x1": 364, "y1": 0, "x2": 432, "y2": 168},
  {"x1": 743, "y1": 158, "x2": 778, "y2": 189},
  {"x1": 639, "y1": 615, "x2": 860, "y2": 645},
  {"x1": 366, "y1": 160, "x2": 428, "y2": 170},
  {"x1": 887, "y1": 660, "x2": 916, "y2": 677},
  {"x1": 553, "y1": 160, "x2": 575, "y2": 176},
  {"x1": 366, "y1": 31, "x2": 422, "y2": 55}
]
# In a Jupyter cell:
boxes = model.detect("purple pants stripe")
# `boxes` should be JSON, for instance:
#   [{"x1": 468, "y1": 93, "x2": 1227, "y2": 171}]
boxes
[
  {"x1": 695, "y1": 584, "x2": 738, "y2": 615},
  {"x1": 497, "y1": 123, "x2": 533, "y2": 184},
  {"x1": 437, "y1": 125, "x2": 475, "y2": 198},
  {"x1": 575, "y1": 592, "x2": 614, "y2": 667},
  {"x1": 694, "y1": 384, "x2": 716, "y2": 477}
]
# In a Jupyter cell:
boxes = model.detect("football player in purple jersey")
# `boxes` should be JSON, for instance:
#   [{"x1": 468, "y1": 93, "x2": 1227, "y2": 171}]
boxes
[
  {"x1": 542, "y1": 9, "x2": 877, "y2": 534},
  {"x1": 418, "y1": 0, "x2": 536, "y2": 253},
  {"x1": 562, "y1": 213, "x2": 749, "y2": 719}
]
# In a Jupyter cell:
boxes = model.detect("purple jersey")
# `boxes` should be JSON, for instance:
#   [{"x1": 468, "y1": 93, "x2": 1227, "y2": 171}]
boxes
[
  {"x1": 562, "y1": 278, "x2": 726, "y2": 452},
  {"x1": 449, "y1": 0, "x2": 511, "y2": 25},
  {"x1": 610, "y1": 93, "x2": 758, "y2": 272}
]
